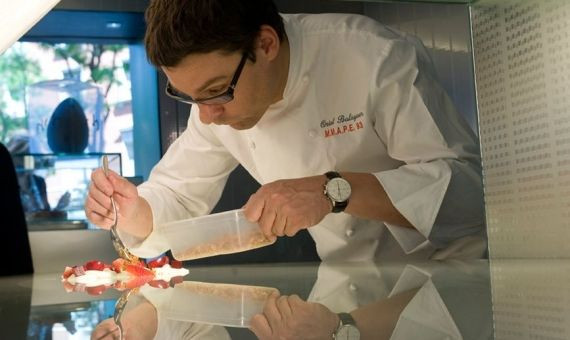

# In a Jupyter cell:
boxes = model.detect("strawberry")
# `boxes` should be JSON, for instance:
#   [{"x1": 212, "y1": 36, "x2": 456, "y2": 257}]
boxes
[
  {"x1": 122, "y1": 275, "x2": 154, "y2": 289},
  {"x1": 85, "y1": 260, "x2": 105, "y2": 271},
  {"x1": 124, "y1": 264, "x2": 155, "y2": 278},
  {"x1": 147, "y1": 256, "x2": 169, "y2": 269},
  {"x1": 170, "y1": 260, "x2": 183, "y2": 269},
  {"x1": 62, "y1": 280, "x2": 75, "y2": 293},
  {"x1": 112, "y1": 258, "x2": 127, "y2": 273},
  {"x1": 62, "y1": 266, "x2": 74, "y2": 279},
  {"x1": 86, "y1": 285, "x2": 108, "y2": 296},
  {"x1": 148, "y1": 280, "x2": 170, "y2": 289}
]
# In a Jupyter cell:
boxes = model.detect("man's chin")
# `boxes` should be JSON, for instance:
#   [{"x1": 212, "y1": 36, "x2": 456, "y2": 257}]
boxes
[{"x1": 228, "y1": 121, "x2": 255, "y2": 130}]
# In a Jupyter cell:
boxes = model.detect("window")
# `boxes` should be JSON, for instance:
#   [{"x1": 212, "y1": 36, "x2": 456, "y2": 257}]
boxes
[{"x1": 0, "y1": 41, "x2": 135, "y2": 175}]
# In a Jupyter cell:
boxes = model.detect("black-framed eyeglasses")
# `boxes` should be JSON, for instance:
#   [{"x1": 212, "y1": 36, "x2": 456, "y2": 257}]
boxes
[{"x1": 165, "y1": 53, "x2": 248, "y2": 105}]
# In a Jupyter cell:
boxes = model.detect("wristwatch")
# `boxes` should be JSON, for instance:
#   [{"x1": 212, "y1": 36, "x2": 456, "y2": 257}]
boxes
[
  {"x1": 324, "y1": 171, "x2": 351, "y2": 213},
  {"x1": 333, "y1": 312, "x2": 360, "y2": 340}
]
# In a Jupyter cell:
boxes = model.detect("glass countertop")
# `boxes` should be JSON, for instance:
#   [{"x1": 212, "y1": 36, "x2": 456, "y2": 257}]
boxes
[{"x1": 1, "y1": 259, "x2": 568, "y2": 339}]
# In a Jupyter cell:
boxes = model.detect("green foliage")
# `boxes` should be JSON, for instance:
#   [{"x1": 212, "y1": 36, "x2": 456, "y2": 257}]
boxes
[
  {"x1": 0, "y1": 114, "x2": 26, "y2": 143},
  {"x1": 39, "y1": 43, "x2": 127, "y2": 120},
  {"x1": 41, "y1": 43, "x2": 124, "y2": 87},
  {"x1": 0, "y1": 46, "x2": 44, "y2": 144},
  {"x1": 0, "y1": 46, "x2": 43, "y2": 102}
]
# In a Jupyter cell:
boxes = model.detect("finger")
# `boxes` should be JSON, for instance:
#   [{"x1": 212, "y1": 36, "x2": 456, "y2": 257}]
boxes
[
  {"x1": 283, "y1": 220, "x2": 301, "y2": 237},
  {"x1": 91, "y1": 168, "x2": 114, "y2": 196},
  {"x1": 273, "y1": 213, "x2": 287, "y2": 237},
  {"x1": 277, "y1": 295, "x2": 293, "y2": 318},
  {"x1": 85, "y1": 210, "x2": 112, "y2": 230},
  {"x1": 92, "y1": 328, "x2": 119, "y2": 340},
  {"x1": 287, "y1": 294, "x2": 305, "y2": 307},
  {"x1": 87, "y1": 182, "x2": 111, "y2": 209},
  {"x1": 85, "y1": 197, "x2": 113, "y2": 229},
  {"x1": 250, "y1": 314, "x2": 272, "y2": 339},
  {"x1": 91, "y1": 319, "x2": 119, "y2": 340},
  {"x1": 244, "y1": 192, "x2": 264, "y2": 222},
  {"x1": 109, "y1": 171, "x2": 137, "y2": 198},
  {"x1": 263, "y1": 291, "x2": 282, "y2": 324},
  {"x1": 85, "y1": 195, "x2": 114, "y2": 221},
  {"x1": 258, "y1": 206, "x2": 277, "y2": 239},
  {"x1": 88, "y1": 182, "x2": 113, "y2": 211}
]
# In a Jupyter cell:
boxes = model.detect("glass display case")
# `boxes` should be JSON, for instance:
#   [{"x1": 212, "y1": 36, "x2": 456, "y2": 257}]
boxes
[
  {"x1": 26, "y1": 78, "x2": 105, "y2": 154},
  {"x1": 10, "y1": 152, "x2": 121, "y2": 230}
]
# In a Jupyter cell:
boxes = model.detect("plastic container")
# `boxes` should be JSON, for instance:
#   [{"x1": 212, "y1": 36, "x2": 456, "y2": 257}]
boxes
[
  {"x1": 161, "y1": 209, "x2": 275, "y2": 261},
  {"x1": 147, "y1": 281, "x2": 278, "y2": 327}
]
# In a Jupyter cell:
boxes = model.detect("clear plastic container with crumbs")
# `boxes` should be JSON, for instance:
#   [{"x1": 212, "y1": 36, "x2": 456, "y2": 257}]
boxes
[
  {"x1": 161, "y1": 209, "x2": 275, "y2": 261},
  {"x1": 142, "y1": 281, "x2": 279, "y2": 328}
]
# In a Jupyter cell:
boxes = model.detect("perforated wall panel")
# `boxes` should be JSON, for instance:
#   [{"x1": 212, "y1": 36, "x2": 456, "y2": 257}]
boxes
[
  {"x1": 472, "y1": 0, "x2": 570, "y2": 257},
  {"x1": 490, "y1": 260, "x2": 570, "y2": 339}
]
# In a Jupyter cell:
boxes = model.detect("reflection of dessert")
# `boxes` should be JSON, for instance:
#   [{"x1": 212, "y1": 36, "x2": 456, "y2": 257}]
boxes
[
  {"x1": 174, "y1": 231, "x2": 273, "y2": 260},
  {"x1": 179, "y1": 281, "x2": 278, "y2": 302},
  {"x1": 62, "y1": 256, "x2": 189, "y2": 295}
]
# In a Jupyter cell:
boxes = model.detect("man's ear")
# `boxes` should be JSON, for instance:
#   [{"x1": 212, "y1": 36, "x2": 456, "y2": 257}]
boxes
[{"x1": 257, "y1": 24, "x2": 280, "y2": 61}]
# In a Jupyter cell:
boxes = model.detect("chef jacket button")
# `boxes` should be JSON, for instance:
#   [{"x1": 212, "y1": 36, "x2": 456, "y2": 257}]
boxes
[
  {"x1": 345, "y1": 227, "x2": 355, "y2": 237},
  {"x1": 249, "y1": 141, "x2": 256, "y2": 150},
  {"x1": 349, "y1": 283, "x2": 358, "y2": 292},
  {"x1": 308, "y1": 129, "x2": 317, "y2": 138}
]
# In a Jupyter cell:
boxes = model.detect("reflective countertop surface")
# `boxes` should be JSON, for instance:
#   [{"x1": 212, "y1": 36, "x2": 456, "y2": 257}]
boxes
[{"x1": 1, "y1": 259, "x2": 569, "y2": 339}]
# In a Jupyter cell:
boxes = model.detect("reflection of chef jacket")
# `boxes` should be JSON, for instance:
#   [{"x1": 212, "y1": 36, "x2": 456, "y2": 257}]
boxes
[
  {"x1": 122, "y1": 13, "x2": 484, "y2": 261},
  {"x1": 308, "y1": 261, "x2": 492, "y2": 340}
]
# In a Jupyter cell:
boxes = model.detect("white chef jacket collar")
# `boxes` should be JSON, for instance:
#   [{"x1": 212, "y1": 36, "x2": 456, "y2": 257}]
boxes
[
  {"x1": 280, "y1": 14, "x2": 303, "y2": 102},
  {"x1": 254, "y1": 14, "x2": 303, "y2": 128}
]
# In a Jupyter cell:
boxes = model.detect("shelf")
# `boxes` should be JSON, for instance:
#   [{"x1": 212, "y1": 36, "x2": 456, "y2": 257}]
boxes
[
  {"x1": 10, "y1": 152, "x2": 122, "y2": 230},
  {"x1": 11, "y1": 152, "x2": 121, "y2": 172}
]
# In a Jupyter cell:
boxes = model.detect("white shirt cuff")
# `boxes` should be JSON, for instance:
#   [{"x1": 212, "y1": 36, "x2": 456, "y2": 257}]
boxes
[{"x1": 375, "y1": 160, "x2": 451, "y2": 254}]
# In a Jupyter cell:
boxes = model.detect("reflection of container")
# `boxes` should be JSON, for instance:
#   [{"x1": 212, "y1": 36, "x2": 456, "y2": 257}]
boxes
[
  {"x1": 144, "y1": 281, "x2": 278, "y2": 327},
  {"x1": 162, "y1": 209, "x2": 275, "y2": 261},
  {"x1": 26, "y1": 78, "x2": 104, "y2": 153}
]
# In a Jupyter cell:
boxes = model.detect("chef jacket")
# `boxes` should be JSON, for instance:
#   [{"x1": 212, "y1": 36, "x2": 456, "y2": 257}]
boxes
[
  {"x1": 308, "y1": 261, "x2": 493, "y2": 340},
  {"x1": 121, "y1": 13, "x2": 485, "y2": 261}
]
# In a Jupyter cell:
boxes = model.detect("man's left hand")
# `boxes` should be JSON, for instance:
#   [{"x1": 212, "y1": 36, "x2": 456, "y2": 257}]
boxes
[{"x1": 244, "y1": 176, "x2": 331, "y2": 240}]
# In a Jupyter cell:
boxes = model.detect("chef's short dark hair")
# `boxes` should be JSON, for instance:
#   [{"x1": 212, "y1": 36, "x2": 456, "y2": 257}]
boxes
[{"x1": 144, "y1": 0, "x2": 285, "y2": 67}]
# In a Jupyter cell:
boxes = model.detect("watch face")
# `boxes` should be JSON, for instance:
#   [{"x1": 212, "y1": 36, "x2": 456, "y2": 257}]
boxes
[
  {"x1": 336, "y1": 324, "x2": 360, "y2": 340},
  {"x1": 326, "y1": 177, "x2": 351, "y2": 202}
]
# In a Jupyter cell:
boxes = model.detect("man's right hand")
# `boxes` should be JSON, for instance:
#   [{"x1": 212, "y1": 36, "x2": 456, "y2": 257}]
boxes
[{"x1": 85, "y1": 168, "x2": 140, "y2": 230}]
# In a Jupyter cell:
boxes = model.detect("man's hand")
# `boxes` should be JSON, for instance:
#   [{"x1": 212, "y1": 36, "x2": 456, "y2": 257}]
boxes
[
  {"x1": 85, "y1": 169, "x2": 140, "y2": 229},
  {"x1": 250, "y1": 292, "x2": 339, "y2": 340},
  {"x1": 91, "y1": 297, "x2": 158, "y2": 340},
  {"x1": 243, "y1": 176, "x2": 331, "y2": 240}
]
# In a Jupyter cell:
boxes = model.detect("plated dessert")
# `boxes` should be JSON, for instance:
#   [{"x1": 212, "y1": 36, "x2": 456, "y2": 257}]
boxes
[{"x1": 61, "y1": 255, "x2": 189, "y2": 295}]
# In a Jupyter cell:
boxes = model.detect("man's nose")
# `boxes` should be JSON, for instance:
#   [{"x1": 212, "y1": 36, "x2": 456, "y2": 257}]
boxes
[{"x1": 197, "y1": 104, "x2": 224, "y2": 124}]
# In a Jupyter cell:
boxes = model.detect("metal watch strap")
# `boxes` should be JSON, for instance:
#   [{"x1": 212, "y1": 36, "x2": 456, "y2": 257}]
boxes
[
  {"x1": 324, "y1": 171, "x2": 349, "y2": 213},
  {"x1": 333, "y1": 312, "x2": 358, "y2": 339},
  {"x1": 338, "y1": 312, "x2": 356, "y2": 328}
]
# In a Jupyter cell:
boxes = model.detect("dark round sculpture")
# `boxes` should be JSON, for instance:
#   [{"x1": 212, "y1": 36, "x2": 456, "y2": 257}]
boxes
[{"x1": 47, "y1": 97, "x2": 89, "y2": 153}]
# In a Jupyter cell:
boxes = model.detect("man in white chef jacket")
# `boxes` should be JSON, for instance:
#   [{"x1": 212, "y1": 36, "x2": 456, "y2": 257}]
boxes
[{"x1": 85, "y1": 0, "x2": 485, "y2": 261}]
